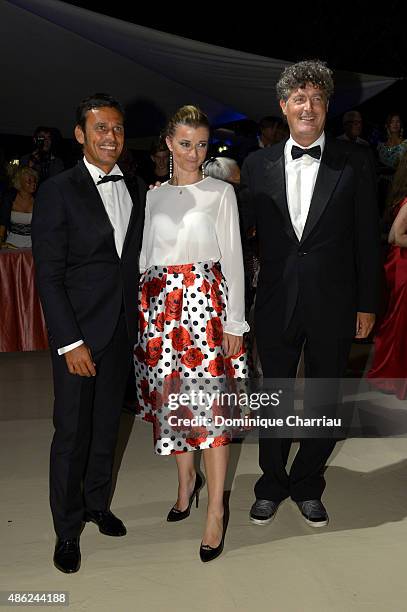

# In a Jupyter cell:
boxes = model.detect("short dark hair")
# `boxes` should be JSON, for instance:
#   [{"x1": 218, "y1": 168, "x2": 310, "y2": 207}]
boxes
[{"x1": 76, "y1": 93, "x2": 124, "y2": 132}]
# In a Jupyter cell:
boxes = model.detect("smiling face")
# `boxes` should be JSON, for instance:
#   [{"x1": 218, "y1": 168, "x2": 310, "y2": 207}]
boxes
[
  {"x1": 166, "y1": 124, "x2": 209, "y2": 178},
  {"x1": 280, "y1": 83, "x2": 328, "y2": 147},
  {"x1": 74, "y1": 106, "x2": 124, "y2": 173}
]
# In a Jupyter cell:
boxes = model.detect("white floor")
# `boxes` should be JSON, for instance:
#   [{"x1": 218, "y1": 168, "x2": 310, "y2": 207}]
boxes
[{"x1": 1, "y1": 352, "x2": 407, "y2": 612}]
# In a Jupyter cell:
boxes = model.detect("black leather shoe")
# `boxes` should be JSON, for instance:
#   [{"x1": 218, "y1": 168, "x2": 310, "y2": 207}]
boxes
[
  {"x1": 85, "y1": 510, "x2": 127, "y2": 536},
  {"x1": 199, "y1": 534, "x2": 225, "y2": 563},
  {"x1": 53, "y1": 538, "x2": 81, "y2": 574},
  {"x1": 167, "y1": 473, "x2": 204, "y2": 522},
  {"x1": 199, "y1": 514, "x2": 226, "y2": 563}
]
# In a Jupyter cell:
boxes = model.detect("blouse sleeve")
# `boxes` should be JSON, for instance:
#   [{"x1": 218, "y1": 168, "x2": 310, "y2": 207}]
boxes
[
  {"x1": 139, "y1": 195, "x2": 150, "y2": 273},
  {"x1": 215, "y1": 183, "x2": 250, "y2": 336}
]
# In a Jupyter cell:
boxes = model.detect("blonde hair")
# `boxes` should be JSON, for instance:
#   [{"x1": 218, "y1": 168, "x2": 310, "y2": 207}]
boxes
[
  {"x1": 12, "y1": 166, "x2": 39, "y2": 191},
  {"x1": 165, "y1": 105, "x2": 210, "y2": 138}
]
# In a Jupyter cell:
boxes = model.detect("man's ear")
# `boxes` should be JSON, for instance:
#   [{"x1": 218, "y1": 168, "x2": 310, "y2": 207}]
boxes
[
  {"x1": 279, "y1": 99, "x2": 287, "y2": 116},
  {"x1": 74, "y1": 125, "x2": 85, "y2": 145}
]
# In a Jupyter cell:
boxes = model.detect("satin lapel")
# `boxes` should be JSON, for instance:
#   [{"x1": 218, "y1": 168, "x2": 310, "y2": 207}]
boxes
[
  {"x1": 121, "y1": 177, "x2": 141, "y2": 256},
  {"x1": 263, "y1": 144, "x2": 299, "y2": 244},
  {"x1": 73, "y1": 161, "x2": 115, "y2": 242},
  {"x1": 300, "y1": 140, "x2": 347, "y2": 245}
]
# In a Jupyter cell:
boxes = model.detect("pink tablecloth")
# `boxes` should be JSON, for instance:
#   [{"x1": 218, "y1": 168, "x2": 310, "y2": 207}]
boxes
[{"x1": 0, "y1": 248, "x2": 48, "y2": 351}]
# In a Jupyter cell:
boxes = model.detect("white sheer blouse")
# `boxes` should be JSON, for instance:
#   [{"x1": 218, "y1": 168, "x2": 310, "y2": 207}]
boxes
[{"x1": 139, "y1": 177, "x2": 249, "y2": 336}]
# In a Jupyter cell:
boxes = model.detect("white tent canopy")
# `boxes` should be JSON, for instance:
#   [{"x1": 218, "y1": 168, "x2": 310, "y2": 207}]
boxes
[{"x1": 0, "y1": 0, "x2": 398, "y2": 139}]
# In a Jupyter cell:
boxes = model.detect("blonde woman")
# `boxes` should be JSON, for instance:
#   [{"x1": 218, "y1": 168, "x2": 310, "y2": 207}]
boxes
[
  {"x1": 0, "y1": 166, "x2": 38, "y2": 248},
  {"x1": 134, "y1": 106, "x2": 249, "y2": 562}
]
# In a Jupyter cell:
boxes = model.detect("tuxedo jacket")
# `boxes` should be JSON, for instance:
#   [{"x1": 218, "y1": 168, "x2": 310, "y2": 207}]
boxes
[
  {"x1": 32, "y1": 160, "x2": 146, "y2": 353},
  {"x1": 240, "y1": 137, "x2": 381, "y2": 339}
]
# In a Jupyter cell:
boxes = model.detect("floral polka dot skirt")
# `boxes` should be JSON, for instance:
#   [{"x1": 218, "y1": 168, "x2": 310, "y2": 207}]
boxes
[{"x1": 134, "y1": 262, "x2": 249, "y2": 455}]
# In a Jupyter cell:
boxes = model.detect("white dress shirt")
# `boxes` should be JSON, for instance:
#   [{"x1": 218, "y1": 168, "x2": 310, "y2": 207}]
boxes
[
  {"x1": 140, "y1": 177, "x2": 249, "y2": 336},
  {"x1": 57, "y1": 157, "x2": 132, "y2": 355},
  {"x1": 284, "y1": 132, "x2": 325, "y2": 240}
]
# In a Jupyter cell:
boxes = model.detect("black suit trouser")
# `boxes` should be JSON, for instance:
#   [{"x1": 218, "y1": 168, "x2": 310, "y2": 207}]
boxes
[
  {"x1": 255, "y1": 304, "x2": 352, "y2": 503},
  {"x1": 49, "y1": 313, "x2": 132, "y2": 539}
]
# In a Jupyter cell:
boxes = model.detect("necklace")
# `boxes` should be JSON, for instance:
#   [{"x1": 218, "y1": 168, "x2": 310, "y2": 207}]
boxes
[
  {"x1": 169, "y1": 177, "x2": 184, "y2": 194},
  {"x1": 169, "y1": 175, "x2": 203, "y2": 195}
]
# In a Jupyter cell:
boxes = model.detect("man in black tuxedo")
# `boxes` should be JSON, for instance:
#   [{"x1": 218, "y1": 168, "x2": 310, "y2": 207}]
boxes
[
  {"x1": 241, "y1": 61, "x2": 380, "y2": 527},
  {"x1": 32, "y1": 94, "x2": 145, "y2": 573}
]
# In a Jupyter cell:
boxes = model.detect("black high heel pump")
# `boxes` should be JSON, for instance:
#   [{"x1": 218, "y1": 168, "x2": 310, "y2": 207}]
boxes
[
  {"x1": 167, "y1": 473, "x2": 204, "y2": 522},
  {"x1": 199, "y1": 513, "x2": 227, "y2": 563}
]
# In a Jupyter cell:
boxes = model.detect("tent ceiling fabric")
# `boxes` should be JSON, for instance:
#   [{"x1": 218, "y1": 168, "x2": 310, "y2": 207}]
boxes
[{"x1": 1, "y1": 0, "x2": 398, "y2": 138}]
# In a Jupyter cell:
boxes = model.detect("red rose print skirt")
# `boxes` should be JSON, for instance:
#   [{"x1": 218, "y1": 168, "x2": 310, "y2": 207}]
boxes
[{"x1": 134, "y1": 262, "x2": 249, "y2": 455}]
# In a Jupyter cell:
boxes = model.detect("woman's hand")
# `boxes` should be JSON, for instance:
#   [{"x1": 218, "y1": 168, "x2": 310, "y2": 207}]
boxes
[
  {"x1": 223, "y1": 332, "x2": 243, "y2": 358},
  {"x1": 148, "y1": 181, "x2": 162, "y2": 190}
]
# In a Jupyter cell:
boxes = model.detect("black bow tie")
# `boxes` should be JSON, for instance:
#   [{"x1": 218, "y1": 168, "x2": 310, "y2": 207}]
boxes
[
  {"x1": 291, "y1": 145, "x2": 321, "y2": 161},
  {"x1": 97, "y1": 174, "x2": 124, "y2": 185}
]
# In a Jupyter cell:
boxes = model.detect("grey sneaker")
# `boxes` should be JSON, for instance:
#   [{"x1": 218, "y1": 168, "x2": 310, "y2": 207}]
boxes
[
  {"x1": 296, "y1": 500, "x2": 329, "y2": 527},
  {"x1": 249, "y1": 499, "x2": 280, "y2": 525}
]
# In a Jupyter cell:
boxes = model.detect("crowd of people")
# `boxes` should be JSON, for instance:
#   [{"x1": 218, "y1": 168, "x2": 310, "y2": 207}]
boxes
[
  {"x1": 0, "y1": 104, "x2": 405, "y2": 248},
  {"x1": 1, "y1": 60, "x2": 407, "y2": 574}
]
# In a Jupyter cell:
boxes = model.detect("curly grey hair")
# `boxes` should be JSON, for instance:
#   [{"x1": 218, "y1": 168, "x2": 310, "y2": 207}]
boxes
[
  {"x1": 276, "y1": 60, "x2": 334, "y2": 102},
  {"x1": 202, "y1": 157, "x2": 238, "y2": 181}
]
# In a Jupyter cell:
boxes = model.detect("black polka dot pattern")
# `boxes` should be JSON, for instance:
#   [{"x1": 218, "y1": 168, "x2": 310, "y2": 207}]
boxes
[{"x1": 134, "y1": 262, "x2": 248, "y2": 456}]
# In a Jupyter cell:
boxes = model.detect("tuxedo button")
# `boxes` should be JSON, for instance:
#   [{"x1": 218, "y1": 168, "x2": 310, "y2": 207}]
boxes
[{"x1": 298, "y1": 251, "x2": 307, "y2": 257}]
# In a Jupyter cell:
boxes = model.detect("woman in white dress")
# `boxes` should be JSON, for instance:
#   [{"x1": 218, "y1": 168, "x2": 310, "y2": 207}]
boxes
[
  {"x1": 134, "y1": 106, "x2": 249, "y2": 561},
  {"x1": 0, "y1": 166, "x2": 38, "y2": 248}
]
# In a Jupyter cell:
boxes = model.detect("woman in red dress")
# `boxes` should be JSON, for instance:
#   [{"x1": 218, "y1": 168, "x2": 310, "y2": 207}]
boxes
[{"x1": 367, "y1": 152, "x2": 407, "y2": 398}]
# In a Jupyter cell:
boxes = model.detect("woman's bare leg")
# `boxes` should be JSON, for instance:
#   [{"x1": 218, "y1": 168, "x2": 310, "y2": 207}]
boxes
[
  {"x1": 173, "y1": 452, "x2": 196, "y2": 510},
  {"x1": 201, "y1": 444, "x2": 229, "y2": 546}
]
